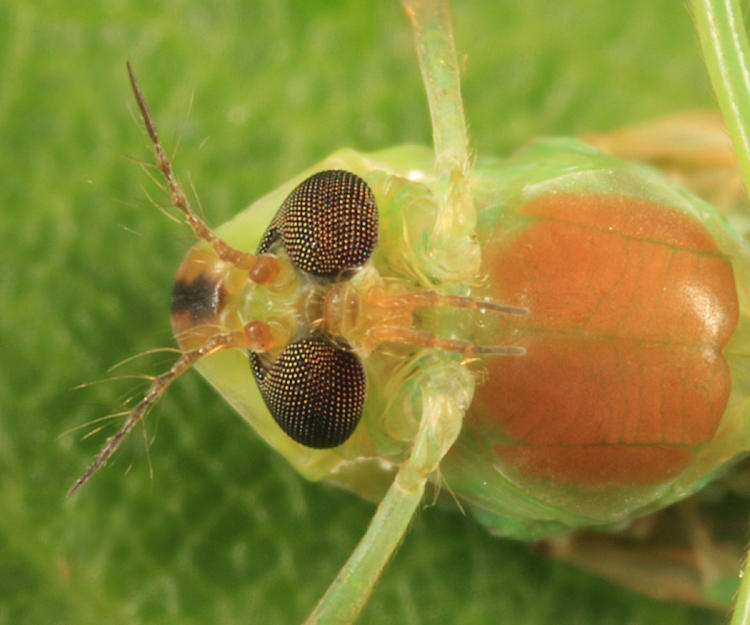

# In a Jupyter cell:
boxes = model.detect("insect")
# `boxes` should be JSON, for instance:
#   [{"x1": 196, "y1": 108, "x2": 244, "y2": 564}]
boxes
[{"x1": 70, "y1": 0, "x2": 750, "y2": 623}]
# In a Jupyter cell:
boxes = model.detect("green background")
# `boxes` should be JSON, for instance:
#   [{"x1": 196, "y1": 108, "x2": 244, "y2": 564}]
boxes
[{"x1": 1, "y1": 1, "x2": 732, "y2": 624}]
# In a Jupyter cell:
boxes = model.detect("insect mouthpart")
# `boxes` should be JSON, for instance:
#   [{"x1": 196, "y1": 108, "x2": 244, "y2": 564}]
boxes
[{"x1": 322, "y1": 279, "x2": 529, "y2": 357}]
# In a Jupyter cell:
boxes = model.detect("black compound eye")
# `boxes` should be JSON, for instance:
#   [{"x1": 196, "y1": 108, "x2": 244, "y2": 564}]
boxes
[
  {"x1": 257, "y1": 170, "x2": 378, "y2": 277},
  {"x1": 249, "y1": 334, "x2": 366, "y2": 448}
]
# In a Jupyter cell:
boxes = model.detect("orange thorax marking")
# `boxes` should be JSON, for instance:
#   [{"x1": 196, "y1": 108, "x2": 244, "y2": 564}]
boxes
[{"x1": 471, "y1": 193, "x2": 739, "y2": 487}]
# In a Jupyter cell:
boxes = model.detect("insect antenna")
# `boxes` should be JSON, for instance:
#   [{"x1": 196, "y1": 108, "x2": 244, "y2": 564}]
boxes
[
  {"x1": 58, "y1": 411, "x2": 130, "y2": 441},
  {"x1": 105, "y1": 346, "x2": 183, "y2": 372},
  {"x1": 126, "y1": 61, "x2": 281, "y2": 285},
  {"x1": 71, "y1": 65, "x2": 285, "y2": 496},
  {"x1": 69, "y1": 321, "x2": 274, "y2": 496}
]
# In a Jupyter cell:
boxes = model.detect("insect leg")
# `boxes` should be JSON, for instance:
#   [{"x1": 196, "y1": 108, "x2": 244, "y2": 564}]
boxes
[
  {"x1": 689, "y1": 0, "x2": 750, "y2": 193},
  {"x1": 689, "y1": 1, "x2": 750, "y2": 623},
  {"x1": 402, "y1": 0, "x2": 479, "y2": 282},
  {"x1": 583, "y1": 111, "x2": 744, "y2": 213},
  {"x1": 302, "y1": 360, "x2": 474, "y2": 625},
  {"x1": 305, "y1": 3, "x2": 479, "y2": 622}
]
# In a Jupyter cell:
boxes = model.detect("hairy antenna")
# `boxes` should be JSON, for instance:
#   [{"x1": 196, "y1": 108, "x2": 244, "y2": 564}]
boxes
[{"x1": 69, "y1": 64, "x2": 277, "y2": 496}]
